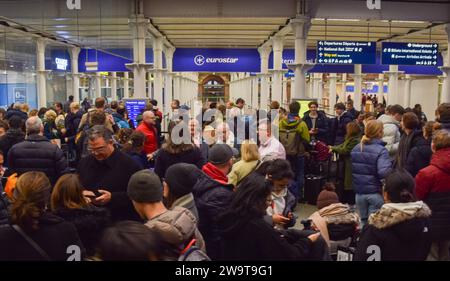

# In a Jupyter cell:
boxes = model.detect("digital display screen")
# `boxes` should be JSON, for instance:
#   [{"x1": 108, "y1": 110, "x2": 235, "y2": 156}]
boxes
[{"x1": 124, "y1": 99, "x2": 147, "y2": 128}]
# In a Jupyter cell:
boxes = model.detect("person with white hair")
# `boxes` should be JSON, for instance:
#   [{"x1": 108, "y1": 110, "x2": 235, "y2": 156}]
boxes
[
  {"x1": 7, "y1": 116, "x2": 68, "y2": 184},
  {"x1": 258, "y1": 119, "x2": 286, "y2": 161},
  {"x1": 215, "y1": 122, "x2": 235, "y2": 148}
]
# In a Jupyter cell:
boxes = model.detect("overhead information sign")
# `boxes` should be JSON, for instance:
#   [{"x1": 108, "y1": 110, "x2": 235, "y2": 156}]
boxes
[
  {"x1": 381, "y1": 42, "x2": 439, "y2": 66},
  {"x1": 124, "y1": 99, "x2": 147, "y2": 128},
  {"x1": 316, "y1": 41, "x2": 376, "y2": 65}
]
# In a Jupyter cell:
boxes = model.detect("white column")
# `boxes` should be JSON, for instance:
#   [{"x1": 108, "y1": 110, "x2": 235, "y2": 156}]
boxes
[
  {"x1": 123, "y1": 72, "x2": 130, "y2": 98},
  {"x1": 312, "y1": 73, "x2": 321, "y2": 100},
  {"x1": 164, "y1": 47, "x2": 175, "y2": 114},
  {"x1": 440, "y1": 24, "x2": 450, "y2": 103},
  {"x1": 252, "y1": 76, "x2": 258, "y2": 109},
  {"x1": 258, "y1": 46, "x2": 271, "y2": 110},
  {"x1": 36, "y1": 38, "x2": 47, "y2": 107},
  {"x1": 377, "y1": 73, "x2": 384, "y2": 104},
  {"x1": 404, "y1": 74, "x2": 412, "y2": 108},
  {"x1": 353, "y1": 64, "x2": 363, "y2": 110},
  {"x1": 308, "y1": 77, "x2": 314, "y2": 99},
  {"x1": 111, "y1": 72, "x2": 117, "y2": 101},
  {"x1": 95, "y1": 73, "x2": 102, "y2": 98},
  {"x1": 127, "y1": 15, "x2": 151, "y2": 98},
  {"x1": 282, "y1": 79, "x2": 287, "y2": 106},
  {"x1": 384, "y1": 65, "x2": 403, "y2": 105},
  {"x1": 272, "y1": 35, "x2": 284, "y2": 103},
  {"x1": 339, "y1": 73, "x2": 347, "y2": 103},
  {"x1": 328, "y1": 73, "x2": 337, "y2": 115},
  {"x1": 288, "y1": 16, "x2": 313, "y2": 100},
  {"x1": 69, "y1": 47, "x2": 81, "y2": 103},
  {"x1": 173, "y1": 74, "x2": 180, "y2": 101},
  {"x1": 152, "y1": 37, "x2": 164, "y2": 104}
]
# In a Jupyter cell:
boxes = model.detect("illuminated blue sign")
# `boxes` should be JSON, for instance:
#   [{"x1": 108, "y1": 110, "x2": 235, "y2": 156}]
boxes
[
  {"x1": 124, "y1": 99, "x2": 147, "y2": 127},
  {"x1": 381, "y1": 42, "x2": 439, "y2": 66},
  {"x1": 316, "y1": 41, "x2": 376, "y2": 65}
]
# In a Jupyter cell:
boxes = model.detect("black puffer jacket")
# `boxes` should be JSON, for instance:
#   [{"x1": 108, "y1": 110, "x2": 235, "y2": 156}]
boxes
[
  {"x1": 404, "y1": 131, "x2": 432, "y2": 177},
  {"x1": 0, "y1": 129, "x2": 25, "y2": 167},
  {"x1": 5, "y1": 109, "x2": 28, "y2": 122},
  {"x1": 65, "y1": 110, "x2": 83, "y2": 138},
  {"x1": 0, "y1": 212, "x2": 85, "y2": 261},
  {"x1": 7, "y1": 134, "x2": 68, "y2": 184},
  {"x1": 330, "y1": 111, "x2": 353, "y2": 145},
  {"x1": 192, "y1": 172, "x2": 234, "y2": 261},
  {"x1": 354, "y1": 202, "x2": 432, "y2": 261},
  {"x1": 53, "y1": 206, "x2": 110, "y2": 257}
]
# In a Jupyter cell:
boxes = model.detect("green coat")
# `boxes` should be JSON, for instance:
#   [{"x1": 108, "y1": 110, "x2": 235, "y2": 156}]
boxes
[{"x1": 331, "y1": 136, "x2": 360, "y2": 190}]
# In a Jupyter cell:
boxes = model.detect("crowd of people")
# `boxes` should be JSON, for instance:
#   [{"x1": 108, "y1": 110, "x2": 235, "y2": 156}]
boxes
[{"x1": 0, "y1": 93, "x2": 448, "y2": 262}]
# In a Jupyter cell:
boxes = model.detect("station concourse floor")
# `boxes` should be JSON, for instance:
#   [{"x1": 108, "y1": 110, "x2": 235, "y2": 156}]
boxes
[{"x1": 292, "y1": 203, "x2": 318, "y2": 229}]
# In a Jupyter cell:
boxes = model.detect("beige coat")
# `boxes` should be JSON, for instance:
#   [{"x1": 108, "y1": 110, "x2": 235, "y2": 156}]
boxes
[{"x1": 227, "y1": 159, "x2": 259, "y2": 187}]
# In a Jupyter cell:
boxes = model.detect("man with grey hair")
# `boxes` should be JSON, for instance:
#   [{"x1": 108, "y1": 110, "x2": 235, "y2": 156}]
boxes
[
  {"x1": 136, "y1": 110, "x2": 158, "y2": 159},
  {"x1": 7, "y1": 116, "x2": 68, "y2": 184},
  {"x1": 77, "y1": 125, "x2": 142, "y2": 222}
]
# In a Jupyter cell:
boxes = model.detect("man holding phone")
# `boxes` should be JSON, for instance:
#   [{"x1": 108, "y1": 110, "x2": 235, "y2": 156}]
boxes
[{"x1": 77, "y1": 125, "x2": 142, "y2": 222}]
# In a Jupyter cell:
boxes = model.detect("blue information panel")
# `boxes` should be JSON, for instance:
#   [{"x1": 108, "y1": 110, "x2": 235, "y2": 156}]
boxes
[
  {"x1": 316, "y1": 41, "x2": 376, "y2": 65},
  {"x1": 381, "y1": 42, "x2": 439, "y2": 66},
  {"x1": 124, "y1": 99, "x2": 147, "y2": 128}
]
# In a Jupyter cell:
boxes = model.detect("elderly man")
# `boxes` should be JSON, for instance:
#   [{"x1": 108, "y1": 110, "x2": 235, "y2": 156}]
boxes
[
  {"x1": 8, "y1": 116, "x2": 68, "y2": 184},
  {"x1": 77, "y1": 125, "x2": 142, "y2": 222},
  {"x1": 258, "y1": 119, "x2": 286, "y2": 161},
  {"x1": 136, "y1": 111, "x2": 158, "y2": 158}
]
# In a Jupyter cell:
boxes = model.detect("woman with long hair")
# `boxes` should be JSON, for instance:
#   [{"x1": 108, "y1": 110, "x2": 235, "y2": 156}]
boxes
[
  {"x1": 218, "y1": 173, "x2": 323, "y2": 261},
  {"x1": 0, "y1": 172, "x2": 84, "y2": 260},
  {"x1": 121, "y1": 131, "x2": 149, "y2": 169},
  {"x1": 154, "y1": 120, "x2": 206, "y2": 180},
  {"x1": 351, "y1": 120, "x2": 393, "y2": 226},
  {"x1": 228, "y1": 140, "x2": 260, "y2": 187},
  {"x1": 51, "y1": 174, "x2": 110, "y2": 257},
  {"x1": 330, "y1": 121, "x2": 361, "y2": 204}
]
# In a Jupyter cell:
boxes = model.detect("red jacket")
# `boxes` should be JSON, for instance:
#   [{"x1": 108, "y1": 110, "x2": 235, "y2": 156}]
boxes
[
  {"x1": 136, "y1": 122, "x2": 158, "y2": 155},
  {"x1": 415, "y1": 147, "x2": 450, "y2": 200}
]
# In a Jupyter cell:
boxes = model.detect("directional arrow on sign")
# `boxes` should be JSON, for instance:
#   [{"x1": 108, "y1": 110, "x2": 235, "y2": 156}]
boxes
[
  {"x1": 433, "y1": 61, "x2": 437, "y2": 65},
  {"x1": 319, "y1": 47, "x2": 323, "y2": 51},
  {"x1": 383, "y1": 48, "x2": 387, "y2": 53},
  {"x1": 319, "y1": 53, "x2": 323, "y2": 57}
]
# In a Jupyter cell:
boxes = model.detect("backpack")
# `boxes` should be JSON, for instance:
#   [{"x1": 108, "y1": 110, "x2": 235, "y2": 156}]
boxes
[
  {"x1": 178, "y1": 238, "x2": 210, "y2": 261},
  {"x1": 279, "y1": 123, "x2": 307, "y2": 157}
]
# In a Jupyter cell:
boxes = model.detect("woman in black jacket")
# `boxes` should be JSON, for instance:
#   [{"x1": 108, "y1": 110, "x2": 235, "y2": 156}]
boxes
[
  {"x1": 303, "y1": 101, "x2": 329, "y2": 143},
  {"x1": 0, "y1": 172, "x2": 85, "y2": 261},
  {"x1": 218, "y1": 173, "x2": 327, "y2": 261},
  {"x1": 354, "y1": 170, "x2": 432, "y2": 261},
  {"x1": 51, "y1": 173, "x2": 110, "y2": 257},
  {"x1": 396, "y1": 112, "x2": 432, "y2": 177},
  {"x1": 154, "y1": 120, "x2": 206, "y2": 180}
]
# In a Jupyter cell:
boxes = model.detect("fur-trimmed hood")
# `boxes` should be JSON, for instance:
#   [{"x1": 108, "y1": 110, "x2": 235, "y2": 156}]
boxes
[{"x1": 368, "y1": 201, "x2": 431, "y2": 229}]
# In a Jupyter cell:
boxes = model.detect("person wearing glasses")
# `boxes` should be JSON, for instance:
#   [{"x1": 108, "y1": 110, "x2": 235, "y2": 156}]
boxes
[{"x1": 77, "y1": 125, "x2": 142, "y2": 222}]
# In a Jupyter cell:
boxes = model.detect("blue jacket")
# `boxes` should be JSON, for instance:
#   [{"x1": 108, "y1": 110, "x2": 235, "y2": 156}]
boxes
[
  {"x1": 351, "y1": 139, "x2": 392, "y2": 194},
  {"x1": 112, "y1": 113, "x2": 130, "y2": 129}
]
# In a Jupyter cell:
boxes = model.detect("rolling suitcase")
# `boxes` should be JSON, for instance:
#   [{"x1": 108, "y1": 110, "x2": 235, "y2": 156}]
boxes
[{"x1": 304, "y1": 174, "x2": 326, "y2": 205}]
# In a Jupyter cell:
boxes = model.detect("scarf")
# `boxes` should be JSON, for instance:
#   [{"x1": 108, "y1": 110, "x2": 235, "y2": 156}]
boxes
[{"x1": 202, "y1": 163, "x2": 228, "y2": 185}]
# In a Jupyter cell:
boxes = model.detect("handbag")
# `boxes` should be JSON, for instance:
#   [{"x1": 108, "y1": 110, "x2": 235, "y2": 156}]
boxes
[{"x1": 11, "y1": 224, "x2": 51, "y2": 261}]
